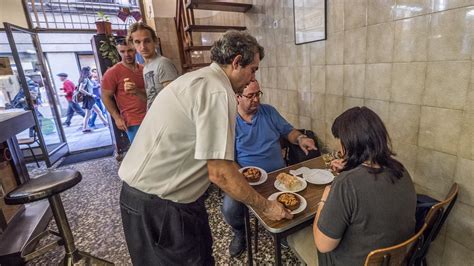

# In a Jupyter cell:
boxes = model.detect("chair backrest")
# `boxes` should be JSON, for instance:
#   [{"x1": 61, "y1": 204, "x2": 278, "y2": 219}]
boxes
[
  {"x1": 364, "y1": 224, "x2": 427, "y2": 266},
  {"x1": 413, "y1": 183, "x2": 459, "y2": 264},
  {"x1": 280, "y1": 129, "x2": 321, "y2": 166}
]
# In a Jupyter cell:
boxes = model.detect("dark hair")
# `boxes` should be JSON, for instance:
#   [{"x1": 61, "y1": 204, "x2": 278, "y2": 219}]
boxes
[
  {"x1": 127, "y1": 22, "x2": 158, "y2": 43},
  {"x1": 331, "y1": 106, "x2": 405, "y2": 180},
  {"x1": 116, "y1": 36, "x2": 128, "y2": 46},
  {"x1": 78, "y1": 66, "x2": 91, "y2": 85},
  {"x1": 210, "y1": 30, "x2": 264, "y2": 67}
]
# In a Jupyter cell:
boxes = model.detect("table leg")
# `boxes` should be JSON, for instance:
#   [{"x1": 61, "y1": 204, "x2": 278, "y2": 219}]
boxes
[
  {"x1": 244, "y1": 208, "x2": 253, "y2": 266},
  {"x1": 254, "y1": 218, "x2": 258, "y2": 254},
  {"x1": 274, "y1": 233, "x2": 282, "y2": 266}
]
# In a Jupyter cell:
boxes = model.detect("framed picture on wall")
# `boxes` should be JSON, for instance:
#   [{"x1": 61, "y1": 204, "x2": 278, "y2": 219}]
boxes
[{"x1": 293, "y1": 0, "x2": 327, "y2": 45}]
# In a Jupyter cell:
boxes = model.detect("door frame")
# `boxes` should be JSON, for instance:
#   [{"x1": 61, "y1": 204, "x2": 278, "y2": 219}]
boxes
[{"x1": 4, "y1": 22, "x2": 69, "y2": 167}]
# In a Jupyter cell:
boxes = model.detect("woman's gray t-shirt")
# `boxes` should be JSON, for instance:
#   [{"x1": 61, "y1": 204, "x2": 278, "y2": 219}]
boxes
[{"x1": 317, "y1": 165, "x2": 416, "y2": 266}]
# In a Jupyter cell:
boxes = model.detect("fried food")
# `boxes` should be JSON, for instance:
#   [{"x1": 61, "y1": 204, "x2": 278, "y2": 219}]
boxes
[
  {"x1": 276, "y1": 172, "x2": 301, "y2": 190},
  {"x1": 277, "y1": 193, "x2": 301, "y2": 211},
  {"x1": 242, "y1": 167, "x2": 261, "y2": 182}
]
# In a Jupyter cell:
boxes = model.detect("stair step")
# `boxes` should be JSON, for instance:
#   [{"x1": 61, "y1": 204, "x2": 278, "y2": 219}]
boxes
[
  {"x1": 185, "y1": 25, "x2": 246, "y2": 33},
  {"x1": 185, "y1": 45, "x2": 212, "y2": 52},
  {"x1": 186, "y1": 0, "x2": 252, "y2": 13}
]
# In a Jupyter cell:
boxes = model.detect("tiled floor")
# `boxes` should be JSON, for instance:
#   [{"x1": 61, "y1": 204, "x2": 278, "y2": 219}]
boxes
[{"x1": 27, "y1": 156, "x2": 302, "y2": 265}]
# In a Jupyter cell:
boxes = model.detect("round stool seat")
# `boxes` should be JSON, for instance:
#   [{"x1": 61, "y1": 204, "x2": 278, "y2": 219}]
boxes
[{"x1": 5, "y1": 170, "x2": 82, "y2": 205}]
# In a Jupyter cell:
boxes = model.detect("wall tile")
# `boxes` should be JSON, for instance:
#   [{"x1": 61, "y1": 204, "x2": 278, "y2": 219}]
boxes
[
  {"x1": 288, "y1": 90, "x2": 299, "y2": 114},
  {"x1": 441, "y1": 236, "x2": 474, "y2": 266},
  {"x1": 299, "y1": 116, "x2": 312, "y2": 130},
  {"x1": 419, "y1": 106, "x2": 462, "y2": 155},
  {"x1": 414, "y1": 147, "x2": 457, "y2": 196},
  {"x1": 454, "y1": 158, "x2": 474, "y2": 207},
  {"x1": 393, "y1": 15, "x2": 429, "y2": 62},
  {"x1": 311, "y1": 66, "x2": 326, "y2": 93},
  {"x1": 343, "y1": 64, "x2": 366, "y2": 97},
  {"x1": 344, "y1": 0, "x2": 367, "y2": 30},
  {"x1": 312, "y1": 118, "x2": 326, "y2": 144},
  {"x1": 367, "y1": 22, "x2": 395, "y2": 63},
  {"x1": 326, "y1": 65, "x2": 344, "y2": 96},
  {"x1": 393, "y1": 0, "x2": 432, "y2": 19},
  {"x1": 277, "y1": 67, "x2": 289, "y2": 90},
  {"x1": 365, "y1": 99, "x2": 390, "y2": 123},
  {"x1": 365, "y1": 63, "x2": 392, "y2": 100},
  {"x1": 344, "y1": 27, "x2": 367, "y2": 64},
  {"x1": 367, "y1": 0, "x2": 394, "y2": 25},
  {"x1": 310, "y1": 41, "x2": 326, "y2": 66},
  {"x1": 458, "y1": 111, "x2": 474, "y2": 160},
  {"x1": 326, "y1": 31, "x2": 344, "y2": 65},
  {"x1": 388, "y1": 103, "x2": 421, "y2": 145},
  {"x1": 392, "y1": 141, "x2": 418, "y2": 176},
  {"x1": 343, "y1": 97, "x2": 364, "y2": 111},
  {"x1": 311, "y1": 92, "x2": 326, "y2": 121},
  {"x1": 298, "y1": 91, "x2": 312, "y2": 117},
  {"x1": 428, "y1": 8, "x2": 473, "y2": 61},
  {"x1": 391, "y1": 62, "x2": 426, "y2": 105},
  {"x1": 327, "y1": 0, "x2": 344, "y2": 33},
  {"x1": 424, "y1": 61, "x2": 471, "y2": 110},
  {"x1": 324, "y1": 94, "x2": 344, "y2": 124},
  {"x1": 432, "y1": 0, "x2": 474, "y2": 12}
]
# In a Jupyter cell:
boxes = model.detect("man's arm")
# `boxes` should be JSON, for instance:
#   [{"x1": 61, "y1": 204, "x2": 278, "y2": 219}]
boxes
[
  {"x1": 287, "y1": 129, "x2": 317, "y2": 155},
  {"x1": 207, "y1": 159, "x2": 293, "y2": 221},
  {"x1": 101, "y1": 89, "x2": 127, "y2": 131}
]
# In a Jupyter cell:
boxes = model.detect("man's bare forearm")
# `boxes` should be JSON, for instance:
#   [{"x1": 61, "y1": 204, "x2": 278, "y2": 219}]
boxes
[
  {"x1": 208, "y1": 160, "x2": 269, "y2": 211},
  {"x1": 101, "y1": 94, "x2": 121, "y2": 120}
]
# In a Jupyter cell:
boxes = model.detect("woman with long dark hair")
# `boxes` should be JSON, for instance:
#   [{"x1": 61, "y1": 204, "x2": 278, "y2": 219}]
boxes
[
  {"x1": 288, "y1": 106, "x2": 416, "y2": 266},
  {"x1": 78, "y1": 66, "x2": 108, "y2": 132}
]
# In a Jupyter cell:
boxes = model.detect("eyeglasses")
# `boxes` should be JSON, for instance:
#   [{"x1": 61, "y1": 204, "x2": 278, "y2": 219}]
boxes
[{"x1": 240, "y1": 91, "x2": 263, "y2": 99}]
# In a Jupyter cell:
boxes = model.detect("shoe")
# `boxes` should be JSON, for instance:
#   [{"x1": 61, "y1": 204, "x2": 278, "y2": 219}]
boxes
[
  {"x1": 82, "y1": 129, "x2": 92, "y2": 133},
  {"x1": 281, "y1": 238, "x2": 289, "y2": 249},
  {"x1": 62, "y1": 122, "x2": 70, "y2": 127},
  {"x1": 229, "y1": 233, "x2": 246, "y2": 258}
]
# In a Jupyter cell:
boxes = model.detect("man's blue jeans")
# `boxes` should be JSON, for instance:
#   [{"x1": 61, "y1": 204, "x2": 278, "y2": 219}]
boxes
[
  {"x1": 126, "y1": 125, "x2": 140, "y2": 143},
  {"x1": 222, "y1": 193, "x2": 246, "y2": 236}
]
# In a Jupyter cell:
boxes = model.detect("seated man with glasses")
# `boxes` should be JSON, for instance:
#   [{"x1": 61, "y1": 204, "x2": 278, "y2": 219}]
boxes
[{"x1": 222, "y1": 80, "x2": 317, "y2": 257}]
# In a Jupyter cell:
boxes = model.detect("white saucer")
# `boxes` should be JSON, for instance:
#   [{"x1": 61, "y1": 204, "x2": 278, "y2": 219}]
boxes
[
  {"x1": 268, "y1": 192, "x2": 307, "y2": 215},
  {"x1": 239, "y1": 166, "x2": 268, "y2": 186},
  {"x1": 274, "y1": 176, "x2": 307, "y2": 192},
  {"x1": 303, "y1": 169, "x2": 335, "y2": 185}
]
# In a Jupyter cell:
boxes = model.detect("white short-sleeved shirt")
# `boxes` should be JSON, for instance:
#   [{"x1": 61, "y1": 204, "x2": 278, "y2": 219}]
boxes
[{"x1": 118, "y1": 63, "x2": 237, "y2": 203}]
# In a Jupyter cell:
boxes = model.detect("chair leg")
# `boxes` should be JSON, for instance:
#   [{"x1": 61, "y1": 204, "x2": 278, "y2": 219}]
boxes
[
  {"x1": 28, "y1": 144, "x2": 40, "y2": 167},
  {"x1": 254, "y1": 217, "x2": 259, "y2": 254}
]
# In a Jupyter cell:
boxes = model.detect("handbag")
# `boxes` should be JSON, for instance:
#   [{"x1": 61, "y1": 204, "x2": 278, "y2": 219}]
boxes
[
  {"x1": 72, "y1": 86, "x2": 84, "y2": 103},
  {"x1": 283, "y1": 129, "x2": 321, "y2": 166}
]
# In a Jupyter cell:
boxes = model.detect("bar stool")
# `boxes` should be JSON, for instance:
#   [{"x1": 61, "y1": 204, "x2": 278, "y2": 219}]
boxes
[{"x1": 4, "y1": 169, "x2": 113, "y2": 265}]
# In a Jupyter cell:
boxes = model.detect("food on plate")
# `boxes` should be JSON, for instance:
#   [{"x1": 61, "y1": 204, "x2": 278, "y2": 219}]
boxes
[
  {"x1": 277, "y1": 193, "x2": 301, "y2": 211},
  {"x1": 276, "y1": 172, "x2": 301, "y2": 190},
  {"x1": 242, "y1": 167, "x2": 261, "y2": 182}
]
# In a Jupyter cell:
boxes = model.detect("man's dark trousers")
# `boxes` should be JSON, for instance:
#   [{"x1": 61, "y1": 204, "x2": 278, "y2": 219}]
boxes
[{"x1": 120, "y1": 182, "x2": 215, "y2": 265}]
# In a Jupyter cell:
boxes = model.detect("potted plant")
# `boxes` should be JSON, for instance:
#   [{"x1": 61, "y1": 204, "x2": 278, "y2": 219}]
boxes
[
  {"x1": 95, "y1": 11, "x2": 112, "y2": 35},
  {"x1": 99, "y1": 36, "x2": 120, "y2": 65}
]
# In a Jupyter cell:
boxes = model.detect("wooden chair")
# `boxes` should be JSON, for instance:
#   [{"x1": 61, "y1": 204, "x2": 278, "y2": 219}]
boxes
[
  {"x1": 364, "y1": 223, "x2": 427, "y2": 266},
  {"x1": 412, "y1": 183, "x2": 459, "y2": 266}
]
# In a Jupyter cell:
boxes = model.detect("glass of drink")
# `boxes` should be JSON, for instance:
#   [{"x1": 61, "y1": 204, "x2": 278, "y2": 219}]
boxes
[{"x1": 322, "y1": 153, "x2": 335, "y2": 168}]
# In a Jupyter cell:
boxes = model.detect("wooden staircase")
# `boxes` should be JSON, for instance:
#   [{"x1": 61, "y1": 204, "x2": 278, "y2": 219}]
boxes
[{"x1": 175, "y1": 0, "x2": 252, "y2": 72}]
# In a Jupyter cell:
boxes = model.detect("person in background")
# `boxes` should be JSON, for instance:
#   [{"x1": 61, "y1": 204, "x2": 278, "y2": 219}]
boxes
[
  {"x1": 101, "y1": 37, "x2": 146, "y2": 143},
  {"x1": 127, "y1": 22, "x2": 179, "y2": 109},
  {"x1": 57, "y1": 73, "x2": 85, "y2": 127},
  {"x1": 118, "y1": 30, "x2": 292, "y2": 265},
  {"x1": 88, "y1": 68, "x2": 107, "y2": 129},
  {"x1": 78, "y1": 66, "x2": 108, "y2": 133},
  {"x1": 222, "y1": 80, "x2": 317, "y2": 257},
  {"x1": 287, "y1": 106, "x2": 417, "y2": 266}
]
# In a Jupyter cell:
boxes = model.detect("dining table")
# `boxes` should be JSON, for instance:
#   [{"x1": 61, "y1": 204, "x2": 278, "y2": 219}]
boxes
[{"x1": 244, "y1": 156, "x2": 333, "y2": 266}]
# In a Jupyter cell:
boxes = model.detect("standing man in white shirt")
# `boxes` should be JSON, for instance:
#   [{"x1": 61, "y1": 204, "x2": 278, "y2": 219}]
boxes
[
  {"x1": 118, "y1": 31, "x2": 293, "y2": 265},
  {"x1": 128, "y1": 22, "x2": 179, "y2": 109}
]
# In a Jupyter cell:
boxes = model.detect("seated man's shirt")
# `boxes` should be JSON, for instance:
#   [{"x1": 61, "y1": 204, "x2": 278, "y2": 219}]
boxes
[
  {"x1": 235, "y1": 104, "x2": 293, "y2": 172},
  {"x1": 118, "y1": 63, "x2": 236, "y2": 203}
]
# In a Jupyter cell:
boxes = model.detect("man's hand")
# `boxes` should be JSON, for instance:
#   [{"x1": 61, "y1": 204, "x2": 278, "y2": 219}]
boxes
[
  {"x1": 299, "y1": 137, "x2": 317, "y2": 155},
  {"x1": 114, "y1": 116, "x2": 127, "y2": 131},
  {"x1": 124, "y1": 78, "x2": 137, "y2": 95},
  {"x1": 263, "y1": 200, "x2": 293, "y2": 221}
]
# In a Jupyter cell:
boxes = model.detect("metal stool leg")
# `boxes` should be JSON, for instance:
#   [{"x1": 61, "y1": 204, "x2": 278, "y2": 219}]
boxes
[{"x1": 27, "y1": 144, "x2": 40, "y2": 167}]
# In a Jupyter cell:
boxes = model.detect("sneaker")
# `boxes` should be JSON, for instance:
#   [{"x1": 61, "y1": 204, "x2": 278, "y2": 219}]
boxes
[
  {"x1": 229, "y1": 233, "x2": 246, "y2": 258},
  {"x1": 82, "y1": 129, "x2": 92, "y2": 133},
  {"x1": 62, "y1": 122, "x2": 70, "y2": 127}
]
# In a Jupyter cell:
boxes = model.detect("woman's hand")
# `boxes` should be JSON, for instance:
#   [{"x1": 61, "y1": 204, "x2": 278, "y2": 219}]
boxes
[{"x1": 330, "y1": 159, "x2": 345, "y2": 173}]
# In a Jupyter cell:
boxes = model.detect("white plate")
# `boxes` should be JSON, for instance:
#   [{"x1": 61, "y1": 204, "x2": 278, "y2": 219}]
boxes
[
  {"x1": 268, "y1": 192, "x2": 307, "y2": 215},
  {"x1": 239, "y1": 166, "x2": 268, "y2": 186},
  {"x1": 274, "y1": 175, "x2": 307, "y2": 192},
  {"x1": 303, "y1": 169, "x2": 335, "y2": 185}
]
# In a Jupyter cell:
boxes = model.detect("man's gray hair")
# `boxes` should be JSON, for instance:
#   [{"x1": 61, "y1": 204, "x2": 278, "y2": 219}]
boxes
[{"x1": 210, "y1": 31, "x2": 264, "y2": 67}]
